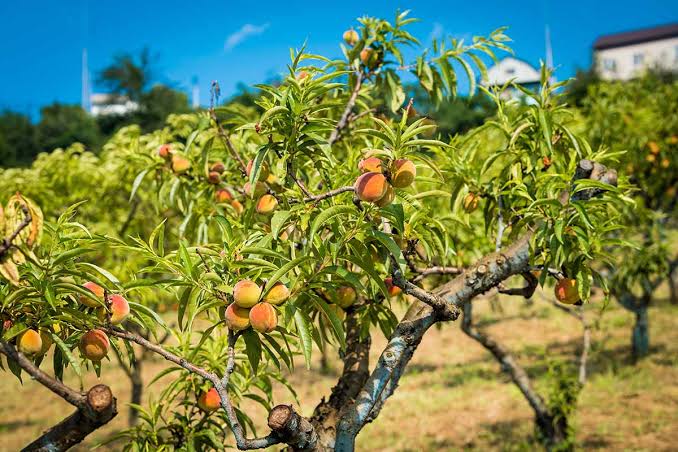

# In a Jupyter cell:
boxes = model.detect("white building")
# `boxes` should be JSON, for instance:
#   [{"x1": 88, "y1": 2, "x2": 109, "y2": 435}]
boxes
[
  {"x1": 594, "y1": 23, "x2": 678, "y2": 81},
  {"x1": 89, "y1": 93, "x2": 139, "y2": 117},
  {"x1": 483, "y1": 57, "x2": 541, "y2": 101}
]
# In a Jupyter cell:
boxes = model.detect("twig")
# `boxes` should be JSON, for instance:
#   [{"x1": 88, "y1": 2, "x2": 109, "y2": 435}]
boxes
[
  {"x1": 286, "y1": 160, "x2": 313, "y2": 198},
  {"x1": 0, "y1": 206, "x2": 32, "y2": 257},
  {"x1": 118, "y1": 197, "x2": 140, "y2": 237},
  {"x1": 412, "y1": 266, "x2": 462, "y2": 283},
  {"x1": 302, "y1": 186, "x2": 354, "y2": 203},
  {"x1": 328, "y1": 72, "x2": 364, "y2": 145}
]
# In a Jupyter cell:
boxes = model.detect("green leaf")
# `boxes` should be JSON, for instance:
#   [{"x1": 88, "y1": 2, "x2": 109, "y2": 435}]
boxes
[
  {"x1": 51, "y1": 333, "x2": 82, "y2": 378},
  {"x1": 309, "y1": 205, "x2": 355, "y2": 244},
  {"x1": 263, "y1": 256, "x2": 312, "y2": 296},
  {"x1": 294, "y1": 310, "x2": 313, "y2": 369},
  {"x1": 242, "y1": 329, "x2": 262, "y2": 373},
  {"x1": 129, "y1": 169, "x2": 150, "y2": 203},
  {"x1": 309, "y1": 295, "x2": 346, "y2": 350}
]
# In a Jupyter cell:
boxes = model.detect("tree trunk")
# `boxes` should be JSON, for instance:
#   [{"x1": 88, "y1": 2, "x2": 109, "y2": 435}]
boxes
[
  {"x1": 129, "y1": 358, "x2": 144, "y2": 426},
  {"x1": 668, "y1": 265, "x2": 677, "y2": 305},
  {"x1": 461, "y1": 302, "x2": 569, "y2": 450},
  {"x1": 632, "y1": 304, "x2": 649, "y2": 359}
]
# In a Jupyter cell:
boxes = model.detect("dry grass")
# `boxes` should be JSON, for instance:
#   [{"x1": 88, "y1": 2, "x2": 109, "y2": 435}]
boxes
[{"x1": 1, "y1": 290, "x2": 677, "y2": 451}]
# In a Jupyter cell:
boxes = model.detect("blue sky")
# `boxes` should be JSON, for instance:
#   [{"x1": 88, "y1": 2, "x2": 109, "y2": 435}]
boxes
[{"x1": 1, "y1": 0, "x2": 677, "y2": 118}]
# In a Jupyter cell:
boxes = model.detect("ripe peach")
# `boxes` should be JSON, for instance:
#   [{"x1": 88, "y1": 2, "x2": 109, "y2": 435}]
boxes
[
  {"x1": 79, "y1": 329, "x2": 110, "y2": 361},
  {"x1": 374, "y1": 184, "x2": 395, "y2": 208},
  {"x1": 354, "y1": 172, "x2": 388, "y2": 202},
  {"x1": 358, "y1": 156, "x2": 383, "y2": 173},
  {"x1": 463, "y1": 193, "x2": 480, "y2": 213},
  {"x1": 554, "y1": 278, "x2": 579, "y2": 305},
  {"x1": 244, "y1": 181, "x2": 267, "y2": 197},
  {"x1": 215, "y1": 188, "x2": 233, "y2": 203},
  {"x1": 157, "y1": 144, "x2": 171, "y2": 160},
  {"x1": 17, "y1": 329, "x2": 42, "y2": 356},
  {"x1": 343, "y1": 29, "x2": 359, "y2": 46},
  {"x1": 256, "y1": 194, "x2": 278, "y2": 214},
  {"x1": 171, "y1": 155, "x2": 191, "y2": 174},
  {"x1": 224, "y1": 303, "x2": 251, "y2": 331},
  {"x1": 198, "y1": 387, "x2": 221, "y2": 412},
  {"x1": 360, "y1": 48, "x2": 380, "y2": 69},
  {"x1": 335, "y1": 286, "x2": 357, "y2": 309},
  {"x1": 230, "y1": 200, "x2": 244, "y2": 215},
  {"x1": 264, "y1": 283, "x2": 290, "y2": 306},
  {"x1": 207, "y1": 171, "x2": 221, "y2": 184},
  {"x1": 661, "y1": 158, "x2": 670, "y2": 168},
  {"x1": 390, "y1": 159, "x2": 416, "y2": 188},
  {"x1": 2, "y1": 319, "x2": 12, "y2": 332},
  {"x1": 384, "y1": 277, "x2": 402, "y2": 297},
  {"x1": 543, "y1": 156, "x2": 552, "y2": 168},
  {"x1": 80, "y1": 281, "x2": 104, "y2": 308},
  {"x1": 210, "y1": 162, "x2": 225, "y2": 174},
  {"x1": 108, "y1": 294, "x2": 130, "y2": 325},
  {"x1": 648, "y1": 141, "x2": 660, "y2": 154},
  {"x1": 233, "y1": 280, "x2": 262, "y2": 308},
  {"x1": 246, "y1": 159, "x2": 270, "y2": 182},
  {"x1": 249, "y1": 302, "x2": 278, "y2": 333}
]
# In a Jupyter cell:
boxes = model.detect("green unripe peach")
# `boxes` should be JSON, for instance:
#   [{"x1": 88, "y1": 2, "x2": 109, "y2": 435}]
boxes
[
  {"x1": 249, "y1": 302, "x2": 278, "y2": 333},
  {"x1": 264, "y1": 283, "x2": 290, "y2": 306},
  {"x1": 233, "y1": 280, "x2": 262, "y2": 308},
  {"x1": 390, "y1": 159, "x2": 416, "y2": 188},
  {"x1": 79, "y1": 329, "x2": 110, "y2": 361},
  {"x1": 374, "y1": 184, "x2": 395, "y2": 207},
  {"x1": 463, "y1": 193, "x2": 480, "y2": 213},
  {"x1": 17, "y1": 329, "x2": 42, "y2": 356},
  {"x1": 343, "y1": 29, "x2": 359, "y2": 46},
  {"x1": 225, "y1": 303, "x2": 251, "y2": 331},
  {"x1": 335, "y1": 286, "x2": 357, "y2": 309}
]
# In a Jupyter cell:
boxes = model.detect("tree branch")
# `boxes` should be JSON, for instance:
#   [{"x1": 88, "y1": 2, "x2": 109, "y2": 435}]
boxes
[
  {"x1": 497, "y1": 272, "x2": 538, "y2": 298},
  {"x1": 0, "y1": 205, "x2": 31, "y2": 257},
  {"x1": 411, "y1": 266, "x2": 462, "y2": 283},
  {"x1": 328, "y1": 72, "x2": 364, "y2": 145}
]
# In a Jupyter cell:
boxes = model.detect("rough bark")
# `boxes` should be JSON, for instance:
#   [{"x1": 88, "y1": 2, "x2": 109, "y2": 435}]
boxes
[
  {"x1": 617, "y1": 291, "x2": 651, "y2": 360},
  {"x1": 21, "y1": 385, "x2": 117, "y2": 452}
]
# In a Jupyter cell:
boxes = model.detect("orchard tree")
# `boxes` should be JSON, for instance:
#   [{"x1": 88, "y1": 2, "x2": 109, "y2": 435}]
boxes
[{"x1": 1, "y1": 11, "x2": 630, "y2": 451}]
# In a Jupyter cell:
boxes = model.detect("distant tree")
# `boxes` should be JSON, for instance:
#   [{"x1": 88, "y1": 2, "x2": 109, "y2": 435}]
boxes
[
  {"x1": 564, "y1": 68, "x2": 599, "y2": 107},
  {"x1": 97, "y1": 48, "x2": 155, "y2": 102},
  {"x1": 0, "y1": 111, "x2": 39, "y2": 167},
  {"x1": 134, "y1": 85, "x2": 190, "y2": 132},
  {"x1": 409, "y1": 84, "x2": 496, "y2": 137},
  {"x1": 36, "y1": 104, "x2": 101, "y2": 152}
]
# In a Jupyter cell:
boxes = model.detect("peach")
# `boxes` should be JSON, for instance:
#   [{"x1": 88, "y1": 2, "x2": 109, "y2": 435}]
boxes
[
  {"x1": 198, "y1": 387, "x2": 221, "y2": 412},
  {"x1": 354, "y1": 172, "x2": 388, "y2": 202},
  {"x1": 463, "y1": 193, "x2": 480, "y2": 213},
  {"x1": 648, "y1": 141, "x2": 660, "y2": 154},
  {"x1": 554, "y1": 278, "x2": 579, "y2": 305},
  {"x1": 384, "y1": 277, "x2": 402, "y2": 297},
  {"x1": 297, "y1": 71, "x2": 310, "y2": 82},
  {"x1": 17, "y1": 329, "x2": 42, "y2": 356},
  {"x1": 343, "y1": 29, "x2": 359, "y2": 46},
  {"x1": 230, "y1": 200, "x2": 244, "y2": 215},
  {"x1": 79, "y1": 329, "x2": 110, "y2": 361},
  {"x1": 374, "y1": 184, "x2": 395, "y2": 208},
  {"x1": 157, "y1": 144, "x2": 171, "y2": 159},
  {"x1": 244, "y1": 181, "x2": 267, "y2": 197},
  {"x1": 256, "y1": 194, "x2": 278, "y2": 214},
  {"x1": 327, "y1": 303, "x2": 346, "y2": 321},
  {"x1": 224, "y1": 303, "x2": 251, "y2": 331},
  {"x1": 358, "y1": 156, "x2": 383, "y2": 173},
  {"x1": 2, "y1": 319, "x2": 12, "y2": 332},
  {"x1": 108, "y1": 294, "x2": 130, "y2": 325},
  {"x1": 246, "y1": 159, "x2": 270, "y2": 182},
  {"x1": 210, "y1": 162, "x2": 225, "y2": 174},
  {"x1": 390, "y1": 159, "x2": 416, "y2": 188},
  {"x1": 171, "y1": 154, "x2": 191, "y2": 174},
  {"x1": 264, "y1": 283, "x2": 290, "y2": 306},
  {"x1": 233, "y1": 280, "x2": 262, "y2": 308},
  {"x1": 360, "y1": 48, "x2": 380, "y2": 68},
  {"x1": 215, "y1": 188, "x2": 233, "y2": 203},
  {"x1": 249, "y1": 302, "x2": 278, "y2": 334},
  {"x1": 207, "y1": 171, "x2": 221, "y2": 184},
  {"x1": 80, "y1": 281, "x2": 104, "y2": 308},
  {"x1": 335, "y1": 286, "x2": 357, "y2": 309}
]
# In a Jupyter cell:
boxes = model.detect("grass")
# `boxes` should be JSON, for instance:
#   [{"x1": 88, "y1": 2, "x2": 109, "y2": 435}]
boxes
[{"x1": 1, "y1": 289, "x2": 677, "y2": 451}]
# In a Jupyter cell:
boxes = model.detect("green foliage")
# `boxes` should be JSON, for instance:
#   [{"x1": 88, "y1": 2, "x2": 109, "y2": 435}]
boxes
[{"x1": 0, "y1": 110, "x2": 39, "y2": 167}]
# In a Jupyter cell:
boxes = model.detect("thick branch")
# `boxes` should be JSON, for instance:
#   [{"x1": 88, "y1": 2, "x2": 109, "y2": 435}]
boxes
[
  {"x1": 497, "y1": 272, "x2": 538, "y2": 298},
  {"x1": 412, "y1": 266, "x2": 462, "y2": 283}
]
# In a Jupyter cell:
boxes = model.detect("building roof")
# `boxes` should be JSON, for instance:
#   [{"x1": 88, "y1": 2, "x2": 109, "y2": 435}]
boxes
[
  {"x1": 593, "y1": 23, "x2": 678, "y2": 50},
  {"x1": 484, "y1": 57, "x2": 540, "y2": 86}
]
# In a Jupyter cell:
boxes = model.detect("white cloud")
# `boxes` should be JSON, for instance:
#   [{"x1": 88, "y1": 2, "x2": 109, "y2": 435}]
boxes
[
  {"x1": 224, "y1": 23, "x2": 270, "y2": 51},
  {"x1": 429, "y1": 22, "x2": 444, "y2": 41}
]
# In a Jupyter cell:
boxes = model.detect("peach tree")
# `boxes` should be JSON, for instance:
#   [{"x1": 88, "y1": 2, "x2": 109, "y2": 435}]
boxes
[{"x1": 0, "y1": 11, "x2": 631, "y2": 451}]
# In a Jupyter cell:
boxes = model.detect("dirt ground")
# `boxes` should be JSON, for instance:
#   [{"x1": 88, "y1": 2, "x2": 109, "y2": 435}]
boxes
[{"x1": 1, "y1": 290, "x2": 677, "y2": 451}]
